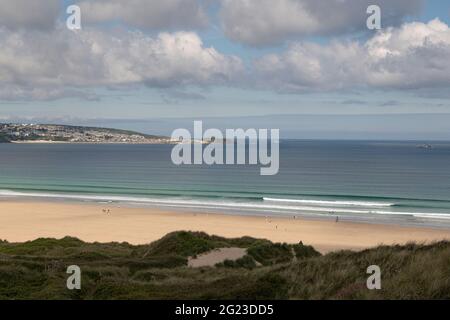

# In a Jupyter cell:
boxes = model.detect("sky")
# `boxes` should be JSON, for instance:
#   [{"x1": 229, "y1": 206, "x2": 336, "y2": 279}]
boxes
[{"x1": 1, "y1": 0, "x2": 450, "y2": 139}]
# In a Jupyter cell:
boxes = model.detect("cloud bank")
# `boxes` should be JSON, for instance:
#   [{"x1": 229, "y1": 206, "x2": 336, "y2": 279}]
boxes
[
  {"x1": 255, "y1": 19, "x2": 450, "y2": 92},
  {"x1": 220, "y1": 0, "x2": 423, "y2": 46},
  {"x1": 0, "y1": 0, "x2": 60, "y2": 30},
  {"x1": 0, "y1": 1, "x2": 449, "y2": 102},
  {"x1": 77, "y1": 0, "x2": 208, "y2": 30},
  {"x1": 0, "y1": 28, "x2": 242, "y2": 100}
]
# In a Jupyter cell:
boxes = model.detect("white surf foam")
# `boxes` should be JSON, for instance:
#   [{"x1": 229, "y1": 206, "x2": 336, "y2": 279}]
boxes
[
  {"x1": 2, "y1": 190, "x2": 449, "y2": 221},
  {"x1": 263, "y1": 197, "x2": 394, "y2": 207}
]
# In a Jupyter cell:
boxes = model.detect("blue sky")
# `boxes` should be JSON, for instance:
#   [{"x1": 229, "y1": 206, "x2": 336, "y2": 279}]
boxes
[{"x1": 1, "y1": 0, "x2": 450, "y2": 139}]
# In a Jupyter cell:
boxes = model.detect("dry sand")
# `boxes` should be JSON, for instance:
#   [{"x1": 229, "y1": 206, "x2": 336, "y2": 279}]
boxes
[
  {"x1": 1, "y1": 200, "x2": 450, "y2": 254},
  {"x1": 188, "y1": 248, "x2": 248, "y2": 267}
]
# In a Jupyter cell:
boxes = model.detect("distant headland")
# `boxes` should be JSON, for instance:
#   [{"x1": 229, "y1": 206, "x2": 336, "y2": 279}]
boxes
[{"x1": 0, "y1": 123, "x2": 174, "y2": 144}]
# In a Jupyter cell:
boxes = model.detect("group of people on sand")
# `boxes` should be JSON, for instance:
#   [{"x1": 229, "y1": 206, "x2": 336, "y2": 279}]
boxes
[
  {"x1": 102, "y1": 209, "x2": 111, "y2": 214},
  {"x1": 266, "y1": 212, "x2": 340, "y2": 229}
]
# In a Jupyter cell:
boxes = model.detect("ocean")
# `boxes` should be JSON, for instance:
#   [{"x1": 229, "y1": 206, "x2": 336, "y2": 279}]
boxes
[{"x1": 1, "y1": 140, "x2": 450, "y2": 228}]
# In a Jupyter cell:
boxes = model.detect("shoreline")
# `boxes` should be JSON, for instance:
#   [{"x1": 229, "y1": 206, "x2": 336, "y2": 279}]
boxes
[
  {"x1": 8, "y1": 140, "x2": 175, "y2": 144},
  {"x1": 2, "y1": 190, "x2": 450, "y2": 230},
  {"x1": 1, "y1": 200, "x2": 450, "y2": 254}
]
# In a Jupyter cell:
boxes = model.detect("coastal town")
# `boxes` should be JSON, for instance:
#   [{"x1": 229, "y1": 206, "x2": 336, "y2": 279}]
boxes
[{"x1": 0, "y1": 123, "x2": 173, "y2": 144}]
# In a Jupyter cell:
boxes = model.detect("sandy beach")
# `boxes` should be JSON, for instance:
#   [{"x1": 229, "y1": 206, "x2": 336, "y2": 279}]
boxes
[{"x1": 1, "y1": 200, "x2": 450, "y2": 254}]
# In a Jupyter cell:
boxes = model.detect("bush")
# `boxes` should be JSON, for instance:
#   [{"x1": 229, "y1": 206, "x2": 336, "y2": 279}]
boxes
[{"x1": 217, "y1": 255, "x2": 258, "y2": 269}]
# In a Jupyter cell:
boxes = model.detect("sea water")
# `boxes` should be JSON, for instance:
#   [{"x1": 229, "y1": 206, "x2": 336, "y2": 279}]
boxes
[{"x1": 1, "y1": 140, "x2": 450, "y2": 228}]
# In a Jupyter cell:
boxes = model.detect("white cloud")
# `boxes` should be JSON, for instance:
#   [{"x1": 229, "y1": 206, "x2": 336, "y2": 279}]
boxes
[
  {"x1": 0, "y1": 27, "x2": 243, "y2": 100},
  {"x1": 77, "y1": 0, "x2": 208, "y2": 30},
  {"x1": 220, "y1": 0, "x2": 423, "y2": 46},
  {"x1": 254, "y1": 19, "x2": 450, "y2": 92},
  {"x1": 1, "y1": 4, "x2": 449, "y2": 102},
  {"x1": 0, "y1": 0, "x2": 60, "y2": 30}
]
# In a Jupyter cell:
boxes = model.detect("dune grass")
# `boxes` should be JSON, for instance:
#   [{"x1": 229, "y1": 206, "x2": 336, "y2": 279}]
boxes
[{"x1": 0, "y1": 232, "x2": 448, "y2": 300}]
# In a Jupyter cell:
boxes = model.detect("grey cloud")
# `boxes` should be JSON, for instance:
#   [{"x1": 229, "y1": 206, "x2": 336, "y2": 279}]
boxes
[
  {"x1": 220, "y1": 0, "x2": 423, "y2": 46},
  {"x1": 341, "y1": 99, "x2": 367, "y2": 105},
  {"x1": 0, "y1": 0, "x2": 60, "y2": 30},
  {"x1": 0, "y1": 85, "x2": 100, "y2": 102},
  {"x1": 77, "y1": 0, "x2": 208, "y2": 30},
  {"x1": 380, "y1": 100, "x2": 400, "y2": 107},
  {"x1": 162, "y1": 90, "x2": 207, "y2": 101}
]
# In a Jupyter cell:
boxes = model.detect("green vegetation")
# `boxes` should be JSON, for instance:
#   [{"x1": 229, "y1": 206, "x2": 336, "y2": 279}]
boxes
[
  {"x1": 0, "y1": 133, "x2": 10, "y2": 143},
  {"x1": 61, "y1": 124, "x2": 164, "y2": 139},
  {"x1": 13, "y1": 134, "x2": 70, "y2": 142},
  {"x1": 0, "y1": 232, "x2": 449, "y2": 300}
]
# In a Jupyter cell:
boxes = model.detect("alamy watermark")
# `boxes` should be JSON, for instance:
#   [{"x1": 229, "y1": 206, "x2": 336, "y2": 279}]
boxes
[
  {"x1": 367, "y1": 265, "x2": 382, "y2": 290},
  {"x1": 66, "y1": 5, "x2": 82, "y2": 31},
  {"x1": 171, "y1": 121, "x2": 279, "y2": 176},
  {"x1": 66, "y1": 265, "x2": 81, "y2": 290},
  {"x1": 367, "y1": 5, "x2": 382, "y2": 30}
]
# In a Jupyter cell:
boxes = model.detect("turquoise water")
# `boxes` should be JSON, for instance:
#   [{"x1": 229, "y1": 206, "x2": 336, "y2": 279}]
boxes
[{"x1": 1, "y1": 141, "x2": 450, "y2": 227}]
